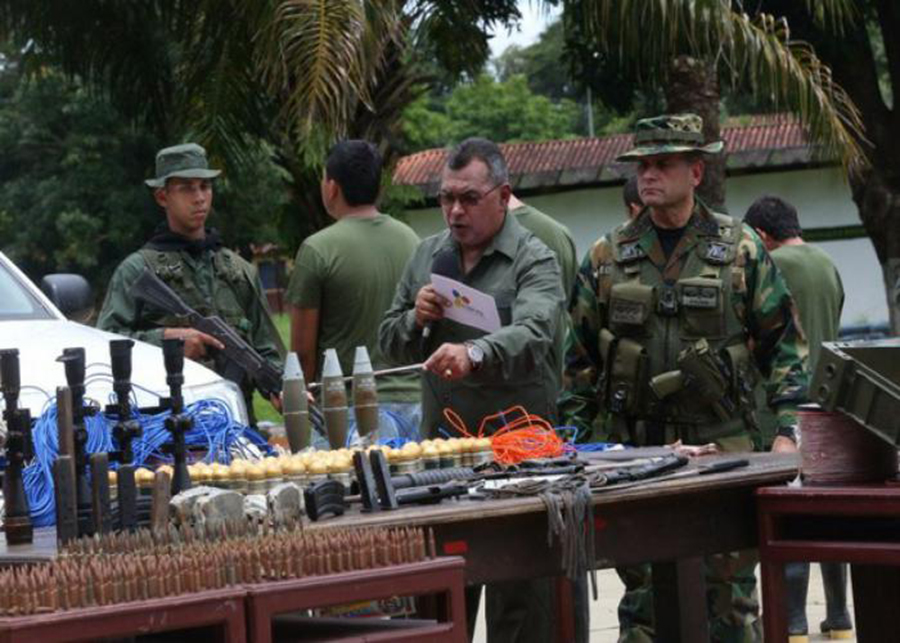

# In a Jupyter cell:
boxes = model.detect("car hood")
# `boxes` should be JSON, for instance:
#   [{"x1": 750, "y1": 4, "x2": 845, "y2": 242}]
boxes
[{"x1": 1, "y1": 320, "x2": 245, "y2": 421}]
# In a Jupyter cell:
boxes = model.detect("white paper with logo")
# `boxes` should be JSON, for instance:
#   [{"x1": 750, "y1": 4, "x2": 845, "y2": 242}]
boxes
[{"x1": 430, "y1": 274, "x2": 501, "y2": 333}]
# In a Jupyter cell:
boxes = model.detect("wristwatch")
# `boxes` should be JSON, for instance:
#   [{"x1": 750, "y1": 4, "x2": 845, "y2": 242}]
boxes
[{"x1": 465, "y1": 342, "x2": 485, "y2": 371}]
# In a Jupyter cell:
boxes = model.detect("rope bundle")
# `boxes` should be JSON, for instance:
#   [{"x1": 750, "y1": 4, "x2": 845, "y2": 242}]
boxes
[{"x1": 443, "y1": 406, "x2": 566, "y2": 464}]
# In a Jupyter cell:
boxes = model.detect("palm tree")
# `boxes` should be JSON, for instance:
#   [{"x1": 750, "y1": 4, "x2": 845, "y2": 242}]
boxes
[
  {"x1": 749, "y1": 1, "x2": 900, "y2": 330},
  {"x1": 566, "y1": 0, "x2": 867, "y2": 209},
  {"x1": 0, "y1": 0, "x2": 521, "y2": 236}
]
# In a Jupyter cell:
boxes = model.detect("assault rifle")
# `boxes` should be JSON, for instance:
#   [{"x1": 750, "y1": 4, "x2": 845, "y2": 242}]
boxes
[{"x1": 132, "y1": 269, "x2": 282, "y2": 399}]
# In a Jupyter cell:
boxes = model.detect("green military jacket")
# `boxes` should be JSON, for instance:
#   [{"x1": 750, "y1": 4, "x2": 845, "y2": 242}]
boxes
[
  {"x1": 97, "y1": 232, "x2": 283, "y2": 396},
  {"x1": 561, "y1": 201, "x2": 808, "y2": 445},
  {"x1": 378, "y1": 213, "x2": 565, "y2": 437}
]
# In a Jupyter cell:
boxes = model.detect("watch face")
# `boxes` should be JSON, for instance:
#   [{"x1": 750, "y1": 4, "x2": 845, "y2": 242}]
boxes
[{"x1": 467, "y1": 344, "x2": 484, "y2": 364}]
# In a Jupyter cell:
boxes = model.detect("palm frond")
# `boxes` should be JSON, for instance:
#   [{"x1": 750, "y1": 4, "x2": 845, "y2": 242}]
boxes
[
  {"x1": 580, "y1": 0, "x2": 869, "y2": 174},
  {"x1": 259, "y1": 0, "x2": 403, "y2": 155},
  {"x1": 176, "y1": 1, "x2": 275, "y2": 173},
  {"x1": 800, "y1": 0, "x2": 857, "y2": 34}
]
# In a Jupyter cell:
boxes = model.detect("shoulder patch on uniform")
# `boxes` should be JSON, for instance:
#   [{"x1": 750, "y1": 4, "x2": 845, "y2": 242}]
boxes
[
  {"x1": 705, "y1": 242, "x2": 730, "y2": 264},
  {"x1": 618, "y1": 242, "x2": 646, "y2": 262}
]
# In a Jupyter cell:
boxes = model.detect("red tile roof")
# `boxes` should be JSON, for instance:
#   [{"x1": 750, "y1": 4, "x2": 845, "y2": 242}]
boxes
[{"x1": 392, "y1": 118, "x2": 815, "y2": 194}]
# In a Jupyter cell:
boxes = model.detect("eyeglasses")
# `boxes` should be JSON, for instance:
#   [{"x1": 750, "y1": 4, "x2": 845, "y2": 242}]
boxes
[{"x1": 439, "y1": 183, "x2": 503, "y2": 209}]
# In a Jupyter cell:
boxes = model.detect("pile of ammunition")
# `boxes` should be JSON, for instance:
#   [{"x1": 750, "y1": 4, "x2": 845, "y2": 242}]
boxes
[
  {"x1": 382, "y1": 437, "x2": 494, "y2": 473},
  {"x1": 183, "y1": 437, "x2": 495, "y2": 498},
  {"x1": 0, "y1": 522, "x2": 435, "y2": 616}
]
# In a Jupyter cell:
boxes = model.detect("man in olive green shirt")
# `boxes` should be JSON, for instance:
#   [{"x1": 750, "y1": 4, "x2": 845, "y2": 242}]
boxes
[
  {"x1": 509, "y1": 194, "x2": 577, "y2": 299},
  {"x1": 286, "y1": 140, "x2": 421, "y2": 440},
  {"x1": 379, "y1": 141, "x2": 564, "y2": 437},
  {"x1": 379, "y1": 137, "x2": 568, "y2": 643},
  {"x1": 744, "y1": 195, "x2": 850, "y2": 641},
  {"x1": 97, "y1": 143, "x2": 283, "y2": 423}
]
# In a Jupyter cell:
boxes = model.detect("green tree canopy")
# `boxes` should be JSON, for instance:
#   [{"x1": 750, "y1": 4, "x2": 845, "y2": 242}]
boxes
[
  {"x1": 402, "y1": 73, "x2": 580, "y2": 151},
  {"x1": 0, "y1": 68, "x2": 288, "y2": 290}
]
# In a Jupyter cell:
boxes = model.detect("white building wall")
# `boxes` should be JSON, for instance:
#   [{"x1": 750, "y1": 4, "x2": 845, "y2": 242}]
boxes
[{"x1": 402, "y1": 166, "x2": 887, "y2": 326}]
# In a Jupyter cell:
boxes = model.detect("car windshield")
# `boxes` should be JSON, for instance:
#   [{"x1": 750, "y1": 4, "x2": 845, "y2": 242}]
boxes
[{"x1": 0, "y1": 260, "x2": 55, "y2": 321}]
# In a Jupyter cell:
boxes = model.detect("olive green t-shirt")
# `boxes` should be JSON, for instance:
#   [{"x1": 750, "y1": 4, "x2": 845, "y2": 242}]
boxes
[
  {"x1": 754, "y1": 242, "x2": 842, "y2": 448},
  {"x1": 511, "y1": 204, "x2": 577, "y2": 299},
  {"x1": 770, "y1": 243, "x2": 843, "y2": 371},
  {"x1": 285, "y1": 214, "x2": 421, "y2": 401}
]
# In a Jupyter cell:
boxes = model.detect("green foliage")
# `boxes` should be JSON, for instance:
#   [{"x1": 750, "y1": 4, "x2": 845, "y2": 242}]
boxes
[
  {"x1": 494, "y1": 20, "x2": 576, "y2": 101},
  {"x1": 0, "y1": 70, "x2": 160, "y2": 286},
  {"x1": 574, "y1": 0, "x2": 867, "y2": 173},
  {"x1": 253, "y1": 312, "x2": 290, "y2": 425},
  {"x1": 212, "y1": 142, "x2": 293, "y2": 252},
  {"x1": 400, "y1": 94, "x2": 454, "y2": 152},
  {"x1": 402, "y1": 73, "x2": 580, "y2": 150},
  {"x1": 0, "y1": 1, "x2": 526, "y2": 248},
  {"x1": 0, "y1": 68, "x2": 292, "y2": 291}
]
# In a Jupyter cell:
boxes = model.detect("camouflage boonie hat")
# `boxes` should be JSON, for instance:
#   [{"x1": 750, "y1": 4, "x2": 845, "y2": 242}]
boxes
[
  {"x1": 145, "y1": 143, "x2": 222, "y2": 188},
  {"x1": 616, "y1": 113, "x2": 724, "y2": 161}
]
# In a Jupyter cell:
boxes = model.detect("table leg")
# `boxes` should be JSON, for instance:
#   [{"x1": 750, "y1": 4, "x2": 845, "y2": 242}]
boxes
[
  {"x1": 247, "y1": 602, "x2": 272, "y2": 643},
  {"x1": 553, "y1": 576, "x2": 577, "y2": 643},
  {"x1": 760, "y1": 557, "x2": 787, "y2": 643},
  {"x1": 652, "y1": 557, "x2": 708, "y2": 643},
  {"x1": 851, "y1": 564, "x2": 900, "y2": 643}
]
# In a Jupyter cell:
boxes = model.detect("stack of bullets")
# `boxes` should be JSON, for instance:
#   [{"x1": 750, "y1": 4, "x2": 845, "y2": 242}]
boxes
[{"x1": 0, "y1": 522, "x2": 436, "y2": 617}]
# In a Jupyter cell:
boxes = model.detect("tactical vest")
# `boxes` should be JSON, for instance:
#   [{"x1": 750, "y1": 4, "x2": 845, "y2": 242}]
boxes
[
  {"x1": 595, "y1": 210, "x2": 758, "y2": 444},
  {"x1": 137, "y1": 247, "x2": 256, "y2": 373}
]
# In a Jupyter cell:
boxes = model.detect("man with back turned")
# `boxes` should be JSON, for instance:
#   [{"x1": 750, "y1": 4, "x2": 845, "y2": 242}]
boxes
[{"x1": 744, "y1": 195, "x2": 850, "y2": 642}]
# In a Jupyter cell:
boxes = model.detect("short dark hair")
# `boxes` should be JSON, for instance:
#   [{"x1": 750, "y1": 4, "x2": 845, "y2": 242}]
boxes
[
  {"x1": 743, "y1": 195, "x2": 803, "y2": 241},
  {"x1": 623, "y1": 175, "x2": 642, "y2": 208},
  {"x1": 446, "y1": 137, "x2": 509, "y2": 185},
  {"x1": 325, "y1": 140, "x2": 382, "y2": 206}
]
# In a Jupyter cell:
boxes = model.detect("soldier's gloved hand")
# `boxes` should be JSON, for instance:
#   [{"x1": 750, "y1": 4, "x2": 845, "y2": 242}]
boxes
[
  {"x1": 424, "y1": 343, "x2": 472, "y2": 381},
  {"x1": 414, "y1": 285, "x2": 450, "y2": 329},
  {"x1": 163, "y1": 327, "x2": 224, "y2": 360}
]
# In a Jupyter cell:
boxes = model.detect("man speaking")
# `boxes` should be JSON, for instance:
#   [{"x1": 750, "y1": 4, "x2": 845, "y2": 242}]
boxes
[
  {"x1": 379, "y1": 137, "x2": 564, "y2": 437},
  {"x1": 379, "y1": 137, "x2": 568, "y2": 642}
]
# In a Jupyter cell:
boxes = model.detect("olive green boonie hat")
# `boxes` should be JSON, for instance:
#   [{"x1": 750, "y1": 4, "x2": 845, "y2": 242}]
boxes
[
  {"x1": 145, "y1": 143, "x2": 222, "y2": 188},
  {"x1": 616, "y1": 113, "x2": 724, "y2": 161}
]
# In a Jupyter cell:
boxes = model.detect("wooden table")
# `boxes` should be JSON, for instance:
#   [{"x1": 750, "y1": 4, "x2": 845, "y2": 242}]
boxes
[
  {"x1": 0, "y1": 588, "x2": 247, "y2": 643},
  {"x1": 246, "y1": 558, "x2": 466, "y2": 643},
  {"x1": 318, "y1": 451, "x2": 799, "y2": 642},
  {"x1": 0, "y1": 451, "x2": 798, "y2": 642},
  {"x1": 757, "y1": 485, "x2": 900, "y2": 643}
]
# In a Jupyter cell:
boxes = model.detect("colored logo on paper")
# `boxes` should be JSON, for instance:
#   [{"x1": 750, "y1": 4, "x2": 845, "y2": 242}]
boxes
[{"x1": 451, "y1": 289, "x2": 471, "y2": 308}]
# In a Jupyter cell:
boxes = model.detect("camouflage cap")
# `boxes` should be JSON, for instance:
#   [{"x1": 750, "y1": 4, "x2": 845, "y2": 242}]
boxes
[
  {"x1": 616, "y1": 113, "x2": 724, "y2": 161},
  {"x1": 145, "y1": 143, "x2": 222, "y2": 188}
]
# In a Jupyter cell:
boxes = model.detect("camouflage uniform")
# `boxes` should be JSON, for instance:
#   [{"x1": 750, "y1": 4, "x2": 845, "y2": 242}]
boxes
[
  {"x1": 97, "y1": 144, "x2": 283, "y2": 422},
  {"x1": 560, "y1": 115, "x2": 808, "y2": 642}
]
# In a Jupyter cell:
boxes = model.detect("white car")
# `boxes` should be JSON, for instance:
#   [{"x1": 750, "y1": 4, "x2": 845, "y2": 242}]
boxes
[{"x1": 0, "y1": 251, "x2": 248, "y2": 424}]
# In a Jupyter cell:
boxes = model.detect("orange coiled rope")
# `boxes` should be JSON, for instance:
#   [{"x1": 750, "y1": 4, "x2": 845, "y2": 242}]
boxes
[{"x1": 442, "y1": 406, "x2": 566, "y2": 464}]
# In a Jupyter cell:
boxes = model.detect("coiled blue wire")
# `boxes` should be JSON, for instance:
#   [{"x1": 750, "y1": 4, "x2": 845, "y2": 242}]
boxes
[{"x1": 23, "y1": 399, "x2": 270, "y2": 528}]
